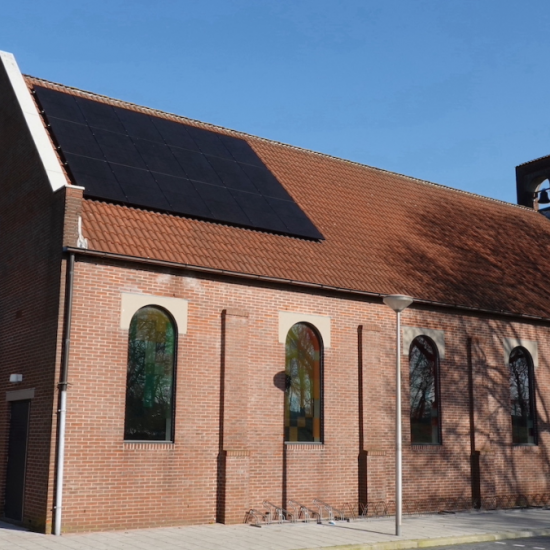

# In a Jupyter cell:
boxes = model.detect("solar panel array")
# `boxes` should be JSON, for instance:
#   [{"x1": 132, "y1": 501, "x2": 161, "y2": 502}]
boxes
[{"x1": 33, "y1": 85, "x2": 323, "y2": 240}]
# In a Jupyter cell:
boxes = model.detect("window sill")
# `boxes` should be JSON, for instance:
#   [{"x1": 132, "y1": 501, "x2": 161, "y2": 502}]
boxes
[
  {"x1": 511, "y1": 444, "x2": 539, "y2": 451},
  {"x1": 123, "y1": 441, "x2": 175, "y2": 451},
  {"x1": 285, "y1": 442, "x2": 324, "y2": 451},
  {"x1": 411, "y1": 444, "x2": 443, "y2": 453}
]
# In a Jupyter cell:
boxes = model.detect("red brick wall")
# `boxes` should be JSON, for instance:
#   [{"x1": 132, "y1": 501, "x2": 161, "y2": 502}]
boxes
[
  {"x1": 59, "y1": 257, "x2": 550, "y2": 532},
  {"x1": 0, "y1": 64, "x2": 67, "y2": 532}
]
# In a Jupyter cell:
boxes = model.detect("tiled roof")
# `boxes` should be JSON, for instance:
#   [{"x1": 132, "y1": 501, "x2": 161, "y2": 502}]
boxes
[{"x1": 26, "y1": 76, "x2": 550, "y2": 319}]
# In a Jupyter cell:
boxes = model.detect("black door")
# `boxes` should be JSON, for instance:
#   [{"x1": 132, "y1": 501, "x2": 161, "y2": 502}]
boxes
[{"x1": 4, "y1": 400, "x2": 30, "y2": 521}]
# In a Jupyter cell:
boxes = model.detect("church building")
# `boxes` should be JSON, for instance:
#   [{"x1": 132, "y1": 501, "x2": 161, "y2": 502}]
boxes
[{"x1": 1, "y1": 50, "x2": 550, "y2": 534}]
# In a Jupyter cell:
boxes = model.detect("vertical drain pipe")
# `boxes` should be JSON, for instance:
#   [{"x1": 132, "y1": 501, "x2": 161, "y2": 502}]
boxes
[{"x1": 54, "y1": 251, "x2": 75, "y2": 536}]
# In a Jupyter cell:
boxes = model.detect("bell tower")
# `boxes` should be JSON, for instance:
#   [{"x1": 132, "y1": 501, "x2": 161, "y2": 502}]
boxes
[{"x1": 516, "y1": 155, "x2": 550, "y2": 211}]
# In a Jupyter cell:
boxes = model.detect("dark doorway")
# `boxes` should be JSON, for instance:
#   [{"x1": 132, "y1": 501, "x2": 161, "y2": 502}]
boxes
[{"x1": 4, "y1": 400, "x2": 30, "y2": 521}]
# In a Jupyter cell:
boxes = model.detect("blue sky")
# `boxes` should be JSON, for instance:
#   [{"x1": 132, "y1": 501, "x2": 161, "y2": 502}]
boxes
[{"x1": 2, "y1": 0, "x2": 549, "y2": 204}]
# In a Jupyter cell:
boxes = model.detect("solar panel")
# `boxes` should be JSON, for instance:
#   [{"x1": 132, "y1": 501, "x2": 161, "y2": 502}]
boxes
[
  {"x1": 94, "y1": 129, "x2": 147, "y2": 169},
  {"x1": 266, "y1": 196, "x2": 303, "y2": 216},
  {"x1": 150, "y1": 117, "x2": 200, "y2": 152},
  {"x1": 47, "y1": 117, "x2": 103, "y2": 158},
  {"x1": 76, "y1": 97, "x2": 126, "y2": 134},
  {"x1": 218, "y1": 134, "x2": 263, "y2": 167},
  {"x1": 193, "y1": 180, "x2": 240, "y2": 204},
  {"x1": 186, "y1": 126, "x2": 233, "y2": 160},
  {"x1": 267, "y1": 197, "x2": 323, "y2": 239},
  {"x1": 229, "y1": 190, "x2": 288, "y2": 233},
  {"x1": 164, "y1": 190, "x2": 212, "y2": 218},
  {"x1": 284, "y1": 216, "x2": 323, "y2": 237},
  {"x1": 134, "y1": 139, "x2": 185, "y2": 177},
  {"x1": 153, "y1": 173, "x2": 198, "y2": 195},
  {"x1": 34, "y1": 86, "x2": 87, "y2": 124},
  {"x1": 206, "y1": 157, "x2": 258, "y2": 193},
  {"x1": 170, "y1": 147, "x2": 222, "y2": 186},
  {"x1": 239, "y1": 164, "x2": 292, "y2": 200},
  {"x1": 110, "y1": 164, "x2": 170, "y2": 210},
  {"x1": 205, "y1": 199, "x2": 250, "y2": 226},
  {"x1": 34, "y1": 85, "x2": 324, "y2": 240},
  {"x1": 155, "y1": 173, "x2": 212, "y2": 217},
  {"x1": 64, "y1": 153, "x2": 127, "y2": 203},
  {"x1": 115, "y1": 107, "x2": 163, "y2": 142}
]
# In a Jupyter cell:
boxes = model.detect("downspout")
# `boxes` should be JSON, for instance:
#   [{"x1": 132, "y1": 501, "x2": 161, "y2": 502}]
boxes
[{"x1": 54, "y1": 252, "x2": 75, "y2": 536}]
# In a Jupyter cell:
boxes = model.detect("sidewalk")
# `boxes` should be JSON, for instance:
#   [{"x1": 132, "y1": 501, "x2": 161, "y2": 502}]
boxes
[{"x1": 2, "y1": 508, "x2": 550, "y2": 550}]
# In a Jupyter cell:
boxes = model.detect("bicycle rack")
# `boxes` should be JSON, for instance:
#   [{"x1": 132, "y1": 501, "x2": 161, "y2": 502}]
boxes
[
  {"x1": 249, "y1": 492, "x2": 550, "y2": 527},
  {"x1": 313, "y1": 498, "x2": 346, "y2": 522},
  {"x1": 288, "y1": 500, "x2": 320, "y2": 523},
  {"x1": 341, "y1": 502, "x2": 358, "y2": 521},
  {"x1": 245, "y1": 508, "x2": 267, "y2": 526},
  {"x1": 262, "y1": 501, "x2": 294, "y2": 523}
]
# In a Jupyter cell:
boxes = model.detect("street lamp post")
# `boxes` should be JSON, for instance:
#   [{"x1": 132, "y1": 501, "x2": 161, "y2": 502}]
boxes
[{"x1": 383, "y1": 294, "x2": 413, "y2": 537}]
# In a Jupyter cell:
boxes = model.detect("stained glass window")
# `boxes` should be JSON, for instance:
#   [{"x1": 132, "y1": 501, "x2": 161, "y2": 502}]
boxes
[
  {"x1": 284, "y1": 323, "x2": 322, "y2": 442},
  {"x1": 409, "y1": 336, "x2": 441, "y2": 444},
  {"x1": 124, "y1": 306, "x2": 176, "y2": 441},
  {"x1": 509, "y1": 346, "x2": 537, "y2": 445}
]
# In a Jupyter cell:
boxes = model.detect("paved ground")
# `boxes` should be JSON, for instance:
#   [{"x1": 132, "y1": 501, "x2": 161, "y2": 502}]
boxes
[
  {"x1": 429, "y1": 535, "x2": 550, "y2": 550},
  {"x1": 1, "y1": 508, "x2": 550, "y2": 550}
]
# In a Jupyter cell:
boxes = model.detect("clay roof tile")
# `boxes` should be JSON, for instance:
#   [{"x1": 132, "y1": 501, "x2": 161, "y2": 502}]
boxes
[{"x1": 29, "y1": 76, "x2": 550, "y2": 318}]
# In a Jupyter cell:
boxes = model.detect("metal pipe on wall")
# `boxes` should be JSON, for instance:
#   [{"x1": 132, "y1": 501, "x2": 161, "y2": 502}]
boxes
[{"x1": 54, "y1": 252, "x2": 75, "y2": 536}]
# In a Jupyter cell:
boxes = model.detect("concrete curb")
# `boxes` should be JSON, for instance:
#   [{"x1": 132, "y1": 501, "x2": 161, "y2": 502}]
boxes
[{"x1": 298, "y1": 528, "x2": 550, "y2": 550}]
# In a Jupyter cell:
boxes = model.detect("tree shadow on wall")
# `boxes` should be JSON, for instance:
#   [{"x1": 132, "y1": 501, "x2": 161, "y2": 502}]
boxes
[{"x1": 376, "y1": 191, "x2": 550, "y2": 510}]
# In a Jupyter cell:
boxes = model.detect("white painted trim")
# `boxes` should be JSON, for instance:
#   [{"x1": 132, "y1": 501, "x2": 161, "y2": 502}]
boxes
[
  {"x1": 278, "y1": 311, "x2": 331, "y2": 348},
  {"x1": 120, "y1": 293, "x2": 188, "y2": 335},
  {"x1": 402, "y1": 326, "x2": 445, "y2": 359},
  {"x1": 0, "y1": 51, "x2": 68, "y2": 192},
  {"x1": 503, "y1": 337, "x2": 538, "y2": 370},
  {"x1": 6, "y1": 388, "x2": 35, "y2": 401}
]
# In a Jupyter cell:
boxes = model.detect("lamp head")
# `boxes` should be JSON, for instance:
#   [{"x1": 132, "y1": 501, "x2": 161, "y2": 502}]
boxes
[{"x1": 383, "y1": 294, "x2": 414, "y2": 313}]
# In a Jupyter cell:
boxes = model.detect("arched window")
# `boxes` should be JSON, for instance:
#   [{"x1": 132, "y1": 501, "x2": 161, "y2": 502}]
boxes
[
  {"x1": 509, "y1": 346, "x2": 537, "y2": 445},
  {"x1": 284, "y1": 323, "x2": 322, "y2": 442},
  {"x1": 124, "y1": 306, "x2": 176, "y2": 441},
  {"x1": 409, "y1": 336, "x2": 441, "y2": 444}
]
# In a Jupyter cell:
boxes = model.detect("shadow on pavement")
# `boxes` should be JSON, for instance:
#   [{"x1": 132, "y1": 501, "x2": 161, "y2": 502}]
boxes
[{"x1": 0, "y1": 520, "x2": 29, "y2": 532}]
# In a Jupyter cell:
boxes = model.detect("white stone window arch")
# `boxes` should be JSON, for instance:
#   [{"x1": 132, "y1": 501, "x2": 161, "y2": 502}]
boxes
[
  {"x1": 503, "y1": 338, "x2": 538, "y2": 370},
  {"x1": 278, "y1": 311, "x2": 331, "y2": 347},
  {"x1": 403, "y1": 327, "x2": 445, "y2": 359},
  {"x1": 120, "y1": 293, "x2": 188, "y2": 335}
]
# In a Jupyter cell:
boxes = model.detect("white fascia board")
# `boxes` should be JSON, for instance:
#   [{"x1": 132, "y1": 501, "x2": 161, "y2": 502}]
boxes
[{"x1": 0, "y1": 51, "x2": 68, "y2": 192}]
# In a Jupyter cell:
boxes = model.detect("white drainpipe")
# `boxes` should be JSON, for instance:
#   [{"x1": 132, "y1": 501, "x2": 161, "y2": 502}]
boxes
[{"x1": 54, "y1": 252, "x2": 75, "y2": 535}]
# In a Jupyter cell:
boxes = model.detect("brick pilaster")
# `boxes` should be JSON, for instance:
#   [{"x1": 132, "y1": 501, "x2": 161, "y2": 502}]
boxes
[
  {"x1": 217, "y1": 308, "x2": 250, "y2": 524},
  {"x1": 359, "y1": 324, "x2": 389, "y2": 506},
  {"x1": 470, "y1": 337, "x2": 495, "y2": 504}
]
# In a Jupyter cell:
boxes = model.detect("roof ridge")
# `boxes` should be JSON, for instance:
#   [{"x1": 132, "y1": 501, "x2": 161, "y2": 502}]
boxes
[
  {"x1": 25, "y1": 74, "x2": 535, "y2": 216},
  {"x1": 517, "y1": 153, "x2": 550, "y2": 167}
]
